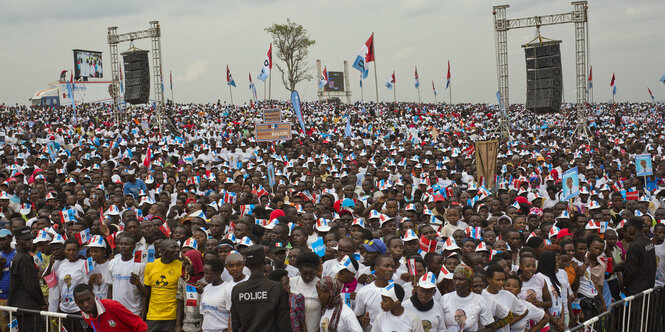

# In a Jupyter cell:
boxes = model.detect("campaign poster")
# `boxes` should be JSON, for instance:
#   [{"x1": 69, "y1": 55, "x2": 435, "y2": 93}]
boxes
[
  {"x1": 635, "y1": 154, "x2": 653, "y2": 177},
  {"x1": 561, "y1": 167, "x2": 580, "y2": 201}
]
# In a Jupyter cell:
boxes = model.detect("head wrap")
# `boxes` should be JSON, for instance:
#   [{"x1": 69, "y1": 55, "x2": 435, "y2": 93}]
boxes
[
  {"x1": 454, "y1": 264, "x2": 474, "y2": 281},
  {"x1": 183, "y1": 249, "x2": 204, "y2": 283},
  {"x1": 316, "y1": 276, "x2": 343, "y2": 331}
]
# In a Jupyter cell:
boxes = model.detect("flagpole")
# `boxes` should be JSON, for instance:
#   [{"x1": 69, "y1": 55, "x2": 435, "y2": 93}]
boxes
[
  {"x1": 417, "y1": 87, "x2": 421, "y2": 103},
  {"x1": 372, "y1": 32, "x2": 378, "y2": 103},
  {"x1": 360, "y1": 73, "x2": 364, "y2": 102},
  {"x1": 393, "y1": 82, "x2": 396, "y2": 103},
  {"x1": 449, "y1": 81, "x2": 452, "y2": 105},
  {"x1": 264, "y1": 81, "x2": 266, "y2": 100},
  {"x1": 373, "y1": 62, "x2": 379, "y2": 103},
  {"x1": 170, "y1": 70, "x2": 174, "y2": 103},
  {"x1": 269, "y1": 72, "x2": 272, "y2": 101},
  {"x1": 229, "y1": 84, "x2": 233, "y2": 105}
]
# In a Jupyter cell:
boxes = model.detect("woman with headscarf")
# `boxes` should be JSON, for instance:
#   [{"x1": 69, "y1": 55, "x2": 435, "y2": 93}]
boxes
[
  {"x1": 316, "y1": 276, "x2": 363, "y2": 332},
  {"x1": 439, "y1": 265, "x2": 496, "y2": 332},
  {"x1": 176, "y1": 249, "x2": 205, "y2": 332}
]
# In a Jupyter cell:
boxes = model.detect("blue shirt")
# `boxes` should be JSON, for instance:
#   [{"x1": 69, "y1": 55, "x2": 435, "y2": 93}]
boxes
[
  {"x1": 0, "y1": 249, "x2": 16, "y2": 299},
  {"x1": 123, "y1": 179, "x2": 148, "y2": 199}
]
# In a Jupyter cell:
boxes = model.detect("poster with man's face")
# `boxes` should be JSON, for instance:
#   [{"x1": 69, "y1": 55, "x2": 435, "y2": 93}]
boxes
[
  {"x1": 635, "y1": 154, "x2": 653, "y2": 177},
  {"x1": 561, "y1": 167, "x2": 580, "y2": 201}
]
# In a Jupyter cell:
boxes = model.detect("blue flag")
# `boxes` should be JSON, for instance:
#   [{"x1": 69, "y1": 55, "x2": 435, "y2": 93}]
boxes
[
  {"x1": 496, "y1": 91, "x2": 503, "y2": 109},
  {"x1": 344, "y1": 115, "x2": 351, "y2": 138},
  {"x1": 352, "y1": 56, "x2": 369, "y2": 79},
  {"x1": 291, "y1": 90, "x2": 306, "y2": 134}
]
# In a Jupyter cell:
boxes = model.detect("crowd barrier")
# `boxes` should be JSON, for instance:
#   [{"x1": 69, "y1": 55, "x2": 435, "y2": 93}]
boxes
[
  {"x1": 568, "y1": 286, "x2": 665, "y2": 332},
  {"x1": 0, "y1": 305, "x2": 87, "y2": 332}
]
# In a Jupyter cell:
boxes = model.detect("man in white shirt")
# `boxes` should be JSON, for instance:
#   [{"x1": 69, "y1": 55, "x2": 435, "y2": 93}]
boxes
[{"x1": 107, "y1": 233, "x2": 146, "y2": 315}]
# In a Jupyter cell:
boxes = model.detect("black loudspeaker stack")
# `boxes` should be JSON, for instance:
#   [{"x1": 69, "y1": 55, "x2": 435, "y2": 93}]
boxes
[
  {"x1": 122, "y1": 50, "x2": 150, "y2": 104},
  {"x1": 524, "y1": 41, "x2": 562, "y2": 113}
]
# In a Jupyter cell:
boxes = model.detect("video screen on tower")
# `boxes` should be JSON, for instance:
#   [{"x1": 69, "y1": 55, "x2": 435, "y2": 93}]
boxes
[
  {"x1": 73, "y1": 50, "x2": 103, "y2": 79},
  {"x1": 324, "y1": 71, "x2": 345, "y2": 92}
]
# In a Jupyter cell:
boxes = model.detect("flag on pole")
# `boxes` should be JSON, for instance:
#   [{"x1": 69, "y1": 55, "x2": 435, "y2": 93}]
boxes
[
  {"x1": 226, "y1": 65, "x2": 236, "y2": 87},
  {"x1": 291, "y1": 90, "x2": 307, "y2": 134},
  {"x1": 587, "y1": 66, "x2": 592, "y2": 90},
  {"x1": 445, "y1": 61, "x2": 451, "y2": 89},
  {"x1": 352, "y1": 33, "x2": 374, "y2": 79},
  {"x1": 169, "y1": 70, "x2": 173, "y2": 92},
  {"x1": 248, "y1": 73, "x2": 258, "y2": 100},
  {"x1": 610, "y1": 73, "x2": 616, "y2": 95},
  {"x1": 160, "y1": 71, "x2": 164, "y2": 93},
  {"x1": 414, "y1": 67, "x2": 420, "y2": 89},
  {"x1": 496, "y1": 91, "x2": 503, "y2": 110},
  {"x1": 385, "y1": 71, "x2": 395, "y2": 89},
  {"x1": 257, "y1": 43, "x2": 272, "y2": 81},
  {"x1": 648, "y1": 87, "x2": 655, "y2": 102},
  {"x1": 359, "y1": 78, "x2": 362, "y2": 88},
  {"x1": 319, "y1": 66, "x2": 328, "y2": 89},
  {"x1": 344, "y1": 115, "x2": 351, "y2": 138},
  {"x1": 660, "y1": 75, "x2": 665, "y2": 85},
  {"x1": 432, "y1": 81, "x2": 437, "y2": 96},
  {"x1": 119, "y1": 66, "x2": 124, "y2": 93}
]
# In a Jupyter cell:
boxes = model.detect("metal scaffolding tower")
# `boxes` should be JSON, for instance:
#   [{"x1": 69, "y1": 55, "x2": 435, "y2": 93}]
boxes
[
  {"x1": 108, "y1": 21, "x2": 165, "y2": 134},
  {"x1": 492, "y1": 1, "x2": 590, "y2": 138}
]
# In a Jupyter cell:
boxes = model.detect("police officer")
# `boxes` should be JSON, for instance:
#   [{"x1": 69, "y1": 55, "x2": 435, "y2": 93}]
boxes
[
  {"x1": 8, "y1": 226, "x2": 46, "y2": 331},
  {"x1": 231, "y1": 245, "x2": 292, "y2": 332}
]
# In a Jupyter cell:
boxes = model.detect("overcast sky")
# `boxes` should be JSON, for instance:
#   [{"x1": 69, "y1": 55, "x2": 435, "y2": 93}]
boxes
[{"x1": 1, "y1": 0, "x2": 663, "y2": 106}]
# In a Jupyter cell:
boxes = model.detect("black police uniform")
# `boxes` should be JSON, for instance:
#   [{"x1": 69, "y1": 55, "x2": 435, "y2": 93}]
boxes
[
  {"x1": 231, "y1": 273, "x2": 292, "y2": 332},
  {"x1": 8, "y1": 247, "x2": 46, "y2": 331}
]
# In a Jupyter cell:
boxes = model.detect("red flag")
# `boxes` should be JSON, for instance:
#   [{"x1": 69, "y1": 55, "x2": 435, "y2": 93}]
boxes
[
  {"x1": 588, "y1": 66, "x2": 592, "y2": 82},
  {"x1": 248, "y1": 72, "x2": 253, "y2": 84},
  {"x1": 143, "y1": 147, "x2": 151, "y2": 168},
  {"x1": 414, "y1": 67, "x2": 419, "y2": 80},
  {"x1": 267, "y1": 43, "x2": 273, "y2": 69},
  {"x1": 648, "y1": 87, "x2": 654, "y2": 99},
  {"x1": 226, "y1": 65, "x2": 231, "y2": 84},
  {"x1": 365, "y1": 33, "x2": 375, "y2": 63},
  {"x1": 610, "y1": 73, "x2": 615, "y2": 87},
  {"x1": 446, "y1": 61, "x2": 451, "y2": 81},
  {"x1": 391, "y1": 71, "x2": 395, "y2": 84},
  {"x1": 169, "y1": 70, "x2": 172, "y2": 90},
  {"x1": 159, "y1": 221, "x2": 171, "y2": 237}
]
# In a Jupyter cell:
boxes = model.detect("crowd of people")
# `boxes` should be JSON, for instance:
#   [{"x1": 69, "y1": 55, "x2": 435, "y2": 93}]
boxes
[{"x1": 0, "y1": 99, "x2": 662, "y2": 332}]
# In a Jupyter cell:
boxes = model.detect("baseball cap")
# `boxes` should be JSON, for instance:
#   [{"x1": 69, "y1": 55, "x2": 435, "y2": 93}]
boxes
[
  {"x1": 333, "y1": 255, "x2": 358, "y2": 274},
  {"x1": 244, "y1": 245, "x2": 266, "y2": 265},
  {"x1": 14, "y1": 226, "x2": 32, "y2": 241},
  {"x1": 269, "y1": 240, "x2": 287, "y2": 253},
  {"x1": 361, "y1": 239, "x2": 387, "y2": 254},
  {"x1": 0, "y1": 229, "x2": 11, "y2": 238},
  {"x1": 418, "y1": 272, "x2": 437, "y2": 289},
  {"x1": 556, "y1": 228, "x2": 573, "y2": 240}
]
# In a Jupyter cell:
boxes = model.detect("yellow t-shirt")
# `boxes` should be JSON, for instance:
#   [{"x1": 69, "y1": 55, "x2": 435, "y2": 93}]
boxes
[{"x1": 144, "y1": 258, "x2": 182, "y2": 320}]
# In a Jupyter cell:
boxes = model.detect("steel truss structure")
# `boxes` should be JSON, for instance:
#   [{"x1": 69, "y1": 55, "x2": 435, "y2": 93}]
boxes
[
  {"x1": 108, "y1": 21, "x2": 166, "y2": 134},
  {"x1": 492, "y1": 1, "x2": 590, "y2": 139}
]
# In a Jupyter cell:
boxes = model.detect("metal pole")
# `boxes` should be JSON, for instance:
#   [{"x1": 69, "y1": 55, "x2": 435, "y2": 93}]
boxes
[
  {"x1": 393, "y1": 82, "x2": 396, "y2": 103},
  {"x1": 449, "y1": 81, "x2": 452, "y2": 105},
  {"x1": 373, "y1": 62, "x2": 379, "y2": 103},
  {"x1": 269, "y1": 71, "x2": 272, "y2": 100},
  {"x1": 361, "y1": 76, "x2": 364, "y2": 102},
  {"x1": 417, "y1": 87, "x2": 421, "y2": 103},
  {"x1": 229, "y1": 84, "x2": 233, "y2": 105},
  {"x1": 264, "y1": 81, "x2": 266, "y2": 100}
]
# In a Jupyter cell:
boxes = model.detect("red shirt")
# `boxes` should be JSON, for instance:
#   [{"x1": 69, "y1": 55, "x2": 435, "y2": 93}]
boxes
[{"x1": 81, "y1": 299, "x2": 147, "y2": 332}]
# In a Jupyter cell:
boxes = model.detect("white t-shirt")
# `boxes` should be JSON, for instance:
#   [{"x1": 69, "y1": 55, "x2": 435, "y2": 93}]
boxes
[
  {"x1": 200, "y1": 282, "x2": 228, "y2": 332},
  {"x1": 371, "y1": 309, "x2": 424, "y2": 332},
  {"x1": 510, "y1": 299, "x2": 545, "y2": 332},
  {"x1": 90, "y1": 261, "x2": 111, "y2": 300},
  {"x1": 482, "y1": 293, "x2": 510, "y2": 323},
  {"x1": 290, "y1": 276, "x2": 322, "y2": 332},
  {"x1": 655, "y1": 242, "x2": 665, "y2": 287},
  {"x1": 107, "y1": 255, "x2": 146, "y2": 315},
  {"x1": 518, "y1": 273, "x2": 546, "y2": 302},
  {"x1": 403, "y1": 297, "x2": 447, "y2": 332},
  {"x1": 542, "y1": 274, "x2": 563, "y2": 317},
  {"x1": 481, "y1": 289, "x2": 527, "y2": 332},
  {"x1": 285, "y1": 264, "x2": 300, "y2": 277},
  {"x1": 56, "y1": 259, "x2": 89, "y2": 313},
  {"x1": 353, "y1": 282, "x2": 384, "y2": 332},
  {"x1": 439, "y1": 292, "x2": 493, "y2": 332},
  {"x1": 319, "y1": 304, "x2": 363, "y2": 332},
  {"x1": 577, "y1": 264, "x2": 598, "y2": 298},
  {"x1": 220, "y1": 275, "x2": 249, "y2": 311}
]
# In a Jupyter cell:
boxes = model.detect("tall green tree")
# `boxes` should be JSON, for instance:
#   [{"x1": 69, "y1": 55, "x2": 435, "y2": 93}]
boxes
[{"x1": 265, "y1": 19, "x2": 316, "y2": 92}]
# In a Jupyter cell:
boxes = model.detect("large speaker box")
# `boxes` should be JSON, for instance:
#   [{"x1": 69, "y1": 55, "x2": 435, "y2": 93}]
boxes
[
  {"x1": 122, "y1": 49, "x2": 150, "y2": 104},
  {"x1": 523, "y1": 40, "x2": 562, "y2": 113}
]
